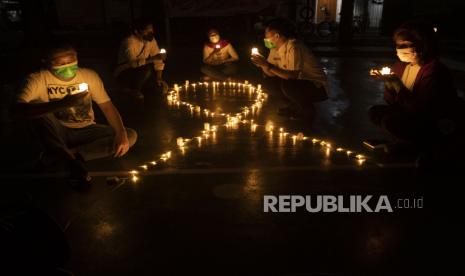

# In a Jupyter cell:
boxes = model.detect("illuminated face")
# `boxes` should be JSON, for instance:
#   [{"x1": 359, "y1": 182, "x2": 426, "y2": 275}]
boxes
[
  {"x1": 209, "y1": 33, "x2": 220, "y2": 44},
  {"x1": 264, "y1": 28, "x2": 279, "y2": 49},
  {"x1": 395, "y1": 39, "x2": 418, "y2": 64},
  {"x1": 138, "y1": 24, "x2": 155, "y2": 41},
  {"x1": 48, "y1": 49, "x2": 79, "y2": 80}
]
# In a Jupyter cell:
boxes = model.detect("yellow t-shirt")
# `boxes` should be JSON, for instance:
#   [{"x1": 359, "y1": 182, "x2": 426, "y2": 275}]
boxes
[{"x1": 17, "y1": 68, "x2": 111, "y2": 128}]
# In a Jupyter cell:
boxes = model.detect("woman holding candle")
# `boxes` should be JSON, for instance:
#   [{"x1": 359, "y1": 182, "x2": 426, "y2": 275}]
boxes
[
  {"x1": 251, "y1": 18, "x2": 328, "y2": 120},
  {"x1": 368, "y1": 20, "x2": 464, "y2": 162},
  {"x1": 115, "y1": 18, "x2": 167, "y2": 100},
  {"x1": 201, "y1": 28, "x2": 239, "y2": 81}
]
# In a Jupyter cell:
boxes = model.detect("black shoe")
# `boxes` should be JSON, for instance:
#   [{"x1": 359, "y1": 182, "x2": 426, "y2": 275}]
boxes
[{"x1": 68, "y1": 158, "x2": 91, "y2": 184}]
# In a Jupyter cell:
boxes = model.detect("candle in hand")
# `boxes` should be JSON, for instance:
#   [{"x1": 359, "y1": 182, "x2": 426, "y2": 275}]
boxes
[
  {"x1": 251, "y1": 47, "x2": 259, "y2": 56},
  {"x1": 215, "y1": 44, "x2": 220, "y2": 49},
  {"x1": 160, "y1": 48, "x2": 166, "y2": 54},
  {"x1": 380, "y1": 67, "x2": 391, "y2": 75},
  {"x1": 72, "y1": 83, "x2": 88, "y2": 95}
]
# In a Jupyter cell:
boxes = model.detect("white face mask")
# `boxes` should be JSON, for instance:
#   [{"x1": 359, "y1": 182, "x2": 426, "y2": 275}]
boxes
[
  {"x1": 396, "y1": 47, "x2": 417, "y2": 63},
  {"x1": 209, "y1": 35, "x2": 220, "y2": 44}
]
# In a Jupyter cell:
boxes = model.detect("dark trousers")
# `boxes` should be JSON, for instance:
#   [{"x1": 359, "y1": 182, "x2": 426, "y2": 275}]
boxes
[
  {"x1": 368, "y1": 105, "x2": 437, "y2": 145},
  {"x1": 31, "y1": 113, "x2": 137, "y2": 163},
  {"x1": 117, "y1": 64, "x2": 155, "y2": 91},
  {"x1": 262, "y1": 77, "x2": 328, "y2": 113},
  {"x1": 201, "y1": 62, "x2": 238, "y2": 81}
]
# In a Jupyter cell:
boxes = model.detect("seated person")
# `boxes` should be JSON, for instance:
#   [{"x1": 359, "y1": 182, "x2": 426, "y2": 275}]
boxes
[
  {"x1": 369, "y1": 21, "x2": 464, "y2": 158},
  {"x1": 115, "y1": 18, "x2": 167, "y2": 100},
  {"x1": 201, "y1": 28, "x2": 239, "y2": 81},
  {"x1": 12, "y1": 40, "x2": 137, "y2": 183},
  {"x1": 251, "y1": 18, "x2": 328, "y2": 119}
]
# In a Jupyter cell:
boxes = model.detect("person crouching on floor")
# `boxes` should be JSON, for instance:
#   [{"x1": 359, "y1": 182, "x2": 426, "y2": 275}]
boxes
[
  {"x1": 251, "y1": 18, "x2": 329, "y2": 120},
  {"x1": 115, "y1": 18, "x2": 167, "y2": 100},
  {"x1": 369, "y1": 20, "x2": 465, "y2": 164}
]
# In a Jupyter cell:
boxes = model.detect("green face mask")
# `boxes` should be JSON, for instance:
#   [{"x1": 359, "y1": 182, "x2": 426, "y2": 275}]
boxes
[
  {"x1": 52, "y1": 61, "x2": 79, "y2": 79},
  {"x1": 264, "y1": 38, "x2": 276, "y2": 49}
]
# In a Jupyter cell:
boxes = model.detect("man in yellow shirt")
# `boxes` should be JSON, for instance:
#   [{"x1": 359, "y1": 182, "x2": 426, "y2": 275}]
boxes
[{"x1": 13, "y1": 40, "x2": 137, "y2": 183}]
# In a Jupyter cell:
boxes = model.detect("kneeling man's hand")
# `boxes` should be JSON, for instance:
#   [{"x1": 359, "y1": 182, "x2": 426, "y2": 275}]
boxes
[{"x1": 114, "y1": 131, "x2": 130, "y2": 157}]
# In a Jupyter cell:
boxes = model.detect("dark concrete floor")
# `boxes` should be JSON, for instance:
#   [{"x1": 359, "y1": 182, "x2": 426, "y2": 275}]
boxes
[{"x1": 1, "y1": 40, "x2": 465, "y2": 275}]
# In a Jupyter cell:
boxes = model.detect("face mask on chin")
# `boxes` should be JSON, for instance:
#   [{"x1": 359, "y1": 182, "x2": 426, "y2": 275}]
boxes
[
  {"x1": 51, "y1": 61, "x2": 78, "y2": 79},
  {"x1": 396, "y1": 48, "x2": 417, "y2": 63}
]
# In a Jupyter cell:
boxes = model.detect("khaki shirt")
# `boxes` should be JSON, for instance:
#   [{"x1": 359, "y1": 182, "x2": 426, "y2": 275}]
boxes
[{"x1": 267, "y1": 39, "x2": 328, "y2": 94}]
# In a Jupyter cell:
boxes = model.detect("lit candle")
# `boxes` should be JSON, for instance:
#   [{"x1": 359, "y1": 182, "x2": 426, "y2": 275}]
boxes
[
  {"x1": 204, "y1": 122, "x2": 210, "y2": 131},
  {"x1": 215, "y1": 44, "x2": 221, "y2": 49},
  {"x1": 160, "y1": 48, "x2": 166, "y2": 54},
  {"x1": 251, "y1": 47, "x2": 259, "y2": 56},
  {"x1": 177, "y1": 137, "x2": 184, "y2": 147},
  {"x1": 380, "y1": 67, "x2": 391, "y2": 75},
  {"x1": 77, "y1": 83, "x2": 89, "y2": 93}
]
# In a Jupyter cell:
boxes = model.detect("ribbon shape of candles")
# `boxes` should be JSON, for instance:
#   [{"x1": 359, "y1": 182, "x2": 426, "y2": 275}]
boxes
[{"x1": 128, "y1": 80, "x2": 368, "y2": 182}]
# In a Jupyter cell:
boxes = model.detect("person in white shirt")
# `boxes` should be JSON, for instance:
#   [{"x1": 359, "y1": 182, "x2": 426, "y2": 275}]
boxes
[
  {"x1": 201, "y1": 28, "x2": 239, "y2": 81},
  {"x1": 12, "y1": 40, "x2": 137, "y2": 183},
  {"x1": 251, "y1": 18, "x2": 328, "y2": 119},
  {"x1": 115, "y1": 19, "x2": 167, "y2": 100}
]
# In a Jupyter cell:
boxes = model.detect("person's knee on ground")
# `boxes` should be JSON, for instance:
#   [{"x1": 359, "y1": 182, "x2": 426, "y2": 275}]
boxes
[{"x1": 126, "y1": 127, "x2": 138, "y2": 148}]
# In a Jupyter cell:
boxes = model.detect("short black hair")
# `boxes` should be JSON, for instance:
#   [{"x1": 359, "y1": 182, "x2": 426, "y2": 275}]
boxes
[
  {"x1": 265, "y1": 18, "x2": 296, "y2": 38},
  {"x1": 393, "y1": 20, "x2": 439, "y2": 62},
  {"x1": 132, "y1": 18, "x2": 153, "y2": 33},
  {"x1": 42, "y1": 37, "x2": 76, "y2": 61}
]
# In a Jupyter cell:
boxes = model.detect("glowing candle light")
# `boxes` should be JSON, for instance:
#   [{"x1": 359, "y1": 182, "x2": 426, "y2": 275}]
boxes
[
  {"x1": 215, "y1": 44, "x2": 220, "y2": 49},
  {"x1": 160, "y1": 48, "x2": 166, "y2": 54},
  {"x1": 251, "y1": 47, "x2": 260, "y2": 56},
  {"x1": 150, "y1": 161, "x2": 157, "y2": 165},
  {"x1": 185, "y1": 80, "x2": 189, "y2": 87},
  {"x1": 140, "y1": 165, "x2": 148, "y2": 170},
  {"x1": 211, "y1": 125, "x2": 218, "y2": 132},
  {"x1": 177, "y1": 137, "x2": 185, "y2": 147},
  {"x1": 257, "y1": 84, "x2": 262, "y2": 90},
  {"x1": 266, "y1": 123, "x2": 274, "y2": 132},
  {"x1": 77, "y1": 83, "x2": 89, "y2": 93},
  {"x1": 204, "y1": 122, "x2": 210, "y2": 131},
  {"x1": 131, "y1": 175, "x2": 139, "y2": 183},
  {"x1": 251, "y1": 124, "x2": 258, "y2": 132},
  {"x1": 297, "y1": 132, "x2": 304, "y2": 141},
  {"x1": 346, "y1": 150, "x2": 353, "y2": 156},
  {"x1": 380, "y1": 67, "x2": 391, "y2": 75},
  {"x1": 336, "y1": 148, "x2": 344, "y2": 152}
]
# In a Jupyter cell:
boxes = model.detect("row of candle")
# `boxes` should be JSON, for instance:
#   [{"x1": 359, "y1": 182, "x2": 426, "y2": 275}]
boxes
[{"x1": 129, "y1": 81, "x2": 367, "y2": 183}]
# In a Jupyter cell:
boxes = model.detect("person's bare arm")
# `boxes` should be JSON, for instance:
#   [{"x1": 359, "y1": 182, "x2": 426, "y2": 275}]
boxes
[
  {"x1": 11, "y1": 92, "x2": 88, "y2": 120},
  {"x1": 98, "y1": 101, "x2": 129, "y2": 157}
]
